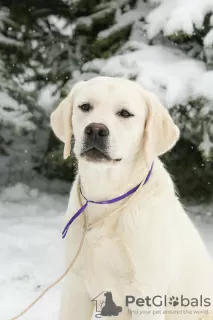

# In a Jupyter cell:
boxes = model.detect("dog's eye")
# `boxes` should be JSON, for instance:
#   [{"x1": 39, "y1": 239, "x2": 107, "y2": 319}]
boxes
[
  {"x1": 117, "y1": 109, "x2": 134, "y2": 118},
  {"x1": 79, "y1": 103, "x2": 91, "y2": 112}
]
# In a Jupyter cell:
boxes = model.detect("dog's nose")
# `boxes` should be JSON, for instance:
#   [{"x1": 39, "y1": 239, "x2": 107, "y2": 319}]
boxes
[{"x1": 84, "y1": 123, "x2": 109, "y2": 138}]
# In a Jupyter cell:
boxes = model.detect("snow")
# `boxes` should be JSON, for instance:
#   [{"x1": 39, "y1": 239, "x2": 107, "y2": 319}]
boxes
[
  {"x1": 0, "y1": 34, "x2": 21, "y2": 47},
  {"x1": 0, "y1": 92, "x2": 21, "y2": 110},
  {"x1": 0, "y1": 9, "x2": 21, "y2": 47},
  {"x1": 204, "y1": 29, "x2": 213, "y2": 47},
  {"x1": 0, "y1": 184, "x2": 65, "y2": 320},
  {"x1": 37, "y1": 85, "x2": 60, "y2": 114},
  {"x1": 0, "y1": 184, "x2": 213, "y2": 320},
  {"x1": 82, "y1": 42, "x2": 208, "y2": 108},
  {"x1": 199, "y1": 131, "x2": 213, "y2": 157},
  {"x1": 48, "y1": 16, "x2": 74, "y2": 36},
  {"x1": 97, "y1": 5, "x2": 145, "y2": 40},
  {"x1": 146, "y1": 0, "x2": 213, "y2": 38},
  {"x1": 77, "y1": 15, "x2": 93, "y2": 29},
  {"x1": 0, "y1": 92, "x2": 36, "y2": 131},
  {"x1": 76, "y1": 7, "x2": 115, "y2": 30},
  {"x1": 193, "y1": 71, "x2": 213, "y2": 101}
]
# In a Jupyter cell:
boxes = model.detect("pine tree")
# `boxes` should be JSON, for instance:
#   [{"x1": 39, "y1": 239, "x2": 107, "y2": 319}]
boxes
[
  {"x1": 0, "y1": 4, "x2": 48, "y2": 185},
  {"x1": 0, "y1": 0, "x2": 212, "y2": 200}
]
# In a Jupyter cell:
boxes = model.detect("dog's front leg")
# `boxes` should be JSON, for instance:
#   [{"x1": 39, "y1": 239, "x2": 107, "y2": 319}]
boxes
[{"x1": 60, "y1": 271, "x2": 93, "y2": 320}]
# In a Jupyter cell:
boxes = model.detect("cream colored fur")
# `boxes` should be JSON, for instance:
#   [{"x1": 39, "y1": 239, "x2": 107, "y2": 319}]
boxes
[{"x1": 51, "y1": 77, "x2": 213, "y2": 320}]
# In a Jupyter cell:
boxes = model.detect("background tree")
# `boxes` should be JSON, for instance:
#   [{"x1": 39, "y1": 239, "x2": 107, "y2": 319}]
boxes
[{"x1": 0, "y1": 0, "x2": 213, "y2": 201}]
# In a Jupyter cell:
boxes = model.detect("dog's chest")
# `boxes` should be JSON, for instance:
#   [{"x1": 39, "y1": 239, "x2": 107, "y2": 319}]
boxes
[{"x1": 74, "y1": 227, "x2": 133, "y2": 297}]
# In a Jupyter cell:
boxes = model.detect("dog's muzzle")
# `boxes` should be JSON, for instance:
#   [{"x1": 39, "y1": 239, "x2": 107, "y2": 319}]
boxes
[{"x1": 81, "y1": 123, "x2": 111, "y2": 161}]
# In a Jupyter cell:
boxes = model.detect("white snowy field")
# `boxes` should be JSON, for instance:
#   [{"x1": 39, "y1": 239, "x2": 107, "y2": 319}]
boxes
[{"x1": 0, "y1": 184, "x2": 213, "y2": 320}]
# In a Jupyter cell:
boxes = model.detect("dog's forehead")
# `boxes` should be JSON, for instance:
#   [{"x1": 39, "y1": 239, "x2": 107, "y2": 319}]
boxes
[{"x1": 73, "y1": 77, "x2": 146, "y2": 109}]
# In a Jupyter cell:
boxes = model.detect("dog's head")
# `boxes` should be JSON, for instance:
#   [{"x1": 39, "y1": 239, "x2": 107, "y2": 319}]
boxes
[{"x1": 50, "y1": 76, "x2": 179, "y2": 167}]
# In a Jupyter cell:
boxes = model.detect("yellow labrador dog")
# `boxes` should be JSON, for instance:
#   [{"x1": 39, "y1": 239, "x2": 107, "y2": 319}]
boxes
[{"x1": 51, "y1": 77, "x2": 213, "y2": 320}]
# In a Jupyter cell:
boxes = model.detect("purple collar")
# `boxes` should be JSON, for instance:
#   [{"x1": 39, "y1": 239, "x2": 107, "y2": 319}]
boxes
[{"x1": 62, "y1": 162, "x2": 154, "y2": 238}]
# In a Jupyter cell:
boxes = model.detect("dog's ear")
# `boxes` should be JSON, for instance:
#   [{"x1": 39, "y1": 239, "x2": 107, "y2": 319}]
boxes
[
  {"x1": 143, "y1": 91, "x2": 180, "y2": 167},
  {"x1": 50, "y1": 81, "x2": 84, "y2": 159}
]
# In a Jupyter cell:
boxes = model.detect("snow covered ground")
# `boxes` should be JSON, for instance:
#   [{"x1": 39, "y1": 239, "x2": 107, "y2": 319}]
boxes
[
  {"x1": 0, "y1": 184, "x2": 212, "y2": 320},
  {"x1": 0, "y1": 184, "x2": 65, "y2": 320}
]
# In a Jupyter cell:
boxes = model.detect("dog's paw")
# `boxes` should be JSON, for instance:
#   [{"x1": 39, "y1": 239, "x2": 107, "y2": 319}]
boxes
[{"x1": 169, "y1": 296, "x2": 179, "y2": 307}]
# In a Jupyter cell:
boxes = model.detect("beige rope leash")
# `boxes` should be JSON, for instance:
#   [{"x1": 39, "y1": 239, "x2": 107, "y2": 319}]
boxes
[{"x1": 9, "y1": 177, "x2": 145, "y2": 320}]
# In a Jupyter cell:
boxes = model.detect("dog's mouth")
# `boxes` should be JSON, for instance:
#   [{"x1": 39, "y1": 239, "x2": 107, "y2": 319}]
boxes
[{"x1": 80, "y1": 148, "x2": 121, "y2": 163}]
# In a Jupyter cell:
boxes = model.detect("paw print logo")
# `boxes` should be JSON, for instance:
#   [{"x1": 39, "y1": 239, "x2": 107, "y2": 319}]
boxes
[{"x1": 169, "y1": 296, "x2": 179, "y2": 307}]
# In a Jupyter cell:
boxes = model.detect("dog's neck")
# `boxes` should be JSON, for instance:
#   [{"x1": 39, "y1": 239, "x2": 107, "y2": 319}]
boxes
[
  {"x1": 76, "y1": 157, "x2": 171, "y2": 227},
  {"x1": 78, "y1": 157, "x2": 149, "y2": 202}
]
